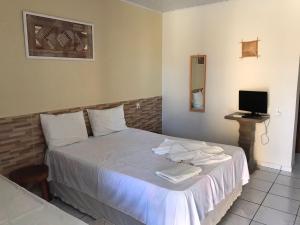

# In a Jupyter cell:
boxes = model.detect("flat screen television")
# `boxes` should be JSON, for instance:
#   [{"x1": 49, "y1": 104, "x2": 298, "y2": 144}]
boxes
[{"x1": 239, "y1": 90, "x2": 268, "y2": 117}]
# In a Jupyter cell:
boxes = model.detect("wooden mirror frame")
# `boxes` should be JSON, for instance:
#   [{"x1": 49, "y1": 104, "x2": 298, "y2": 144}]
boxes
[{"x1": 190, "y1": 55, "x2": 206, "y2": 112}]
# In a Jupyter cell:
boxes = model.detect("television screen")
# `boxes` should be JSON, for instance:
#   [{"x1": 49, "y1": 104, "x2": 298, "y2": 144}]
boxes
[{"x1": 239, "y1": 91, "x2": 268, "y2": 114}]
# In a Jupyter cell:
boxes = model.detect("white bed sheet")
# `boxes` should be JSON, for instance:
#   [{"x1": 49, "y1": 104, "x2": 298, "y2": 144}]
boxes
[
  {"x1": 0, "y1": 175, "x2": 87, "y2": 225},
  {"x1": 46, "y1": 128, "x2": 249, "y2": 225}
]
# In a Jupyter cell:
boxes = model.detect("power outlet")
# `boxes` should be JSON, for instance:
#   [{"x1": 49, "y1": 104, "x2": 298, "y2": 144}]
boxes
[
  {"x1": 275, "y1": 108, "x2": 282, "y2": 116},
  {"x1": 136, "y1": 103, "x2": 141, "y2": 109}
]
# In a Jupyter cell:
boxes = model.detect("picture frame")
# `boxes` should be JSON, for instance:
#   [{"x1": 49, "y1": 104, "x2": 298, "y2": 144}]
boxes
[
  {"x1": 241, "y1": 38, "x2": 259, "y2": 58},
  {"x1": 23, "y1": 11, "x2": 95, "y2": 61}
]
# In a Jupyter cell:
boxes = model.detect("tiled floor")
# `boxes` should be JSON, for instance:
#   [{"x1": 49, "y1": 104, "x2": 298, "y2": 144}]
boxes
[
  {"x1": 48, "y1": 155, "x2": 300, "y2": 225},
  {"x1": 50, "y1": 198, "x2": 109, "y2": 225},
  {"x1": 219, "y1": 156, "x2": 300, "y2": 225}
]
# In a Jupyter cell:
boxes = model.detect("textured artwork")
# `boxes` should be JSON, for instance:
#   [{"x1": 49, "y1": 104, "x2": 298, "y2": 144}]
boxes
[
  {"x1": 23, "y1": 12, "x2": 94, "y2": 60},
  {"x1": 241, "y1": 38, "x2": 259, "y2": 58}
]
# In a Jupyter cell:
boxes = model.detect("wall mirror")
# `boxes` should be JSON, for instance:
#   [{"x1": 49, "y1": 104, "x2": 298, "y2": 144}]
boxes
[{"x1": 190, "y1": 55, "x2": 206, "y2": 112}]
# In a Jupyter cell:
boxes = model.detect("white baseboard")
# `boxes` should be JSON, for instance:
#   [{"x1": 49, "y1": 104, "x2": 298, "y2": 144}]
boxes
[
  {"x1": 281, "y1": 165, "x2": 292, "y2": 172},
  {"x1": 257, "y1": 161, "x2": 281, "y2": 170},
  {"x1": 257, "y1": 160, "x2": 292, "y2": 172}
]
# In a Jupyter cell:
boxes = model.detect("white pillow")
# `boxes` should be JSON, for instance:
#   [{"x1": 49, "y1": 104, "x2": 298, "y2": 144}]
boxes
[
  {"x1": 40, "y1": 111, "x2": 88, "y2": 150},
  {"x1": 87, "y1": 105, "x2": 128, "y2": 136}
]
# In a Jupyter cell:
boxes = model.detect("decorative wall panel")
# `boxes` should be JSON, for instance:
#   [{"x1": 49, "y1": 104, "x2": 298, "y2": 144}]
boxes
[
  {"x1": 23, "y1": 11, "x2": 94, "y2": 60},
  {"x1": 0, "y1": 96, "x2": 162, "y2": 175}
]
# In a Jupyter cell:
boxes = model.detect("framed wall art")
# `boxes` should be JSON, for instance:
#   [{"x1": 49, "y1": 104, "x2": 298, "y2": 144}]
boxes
[
  {"x1": 241, "y1": 38, "x2": 259, "y2": 58},
  {"x1": 23, "y1": 11, "x2": 94, "y2": 60}
]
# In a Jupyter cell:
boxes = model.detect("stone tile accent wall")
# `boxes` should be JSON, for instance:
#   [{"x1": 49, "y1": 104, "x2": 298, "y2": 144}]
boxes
[{"x1": 0, "y1": 96, "x2": 162, "y2": 175}]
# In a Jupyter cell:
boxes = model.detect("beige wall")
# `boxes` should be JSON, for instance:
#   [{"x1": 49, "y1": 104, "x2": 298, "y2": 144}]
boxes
[
  {"x1": 163, "y1": 0, "x2": 300, "y2": 171},
  {"x1": 0, "y1": 0, "x2": 162, "y2": 118}
]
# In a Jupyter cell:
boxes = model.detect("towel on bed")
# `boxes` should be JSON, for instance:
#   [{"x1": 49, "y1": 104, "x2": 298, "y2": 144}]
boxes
[
  {"x1": 153, "y1": 139, "x2": 232, "y2": 164},
  {"x1": 190, "y1": 153, "x2": 232, "y2": 165},
  {"x1": 152, "y1": 142, "x2": 190, "y2": 155},
  {"x1": 168, "y1": 151, "x2": 197, "y2": 162},
  {"x1": 155, "y1": 164, "x2": 202, "y2": 183},
  {"x1": 152, "y1": 139, "x2": 208, "y2": 155}
]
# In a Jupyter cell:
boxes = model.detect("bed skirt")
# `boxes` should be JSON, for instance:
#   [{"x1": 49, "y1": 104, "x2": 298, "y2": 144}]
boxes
[{"x1": 50, "y1": 181, "x2": 242, "y2": 225}]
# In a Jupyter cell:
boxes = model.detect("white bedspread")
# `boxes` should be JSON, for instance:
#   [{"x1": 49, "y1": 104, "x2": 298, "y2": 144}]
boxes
[
  {"x1": 0, "y1": 175, "x2": 87, "y2": 225},
  {"x1": 46, "y1": 128, "x2": 249, "y2": 225}
]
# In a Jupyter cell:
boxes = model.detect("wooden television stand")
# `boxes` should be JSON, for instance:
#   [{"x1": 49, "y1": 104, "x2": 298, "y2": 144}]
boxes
[{"x1": 225, "y1": 112, "x2": 270, "y2": 173}]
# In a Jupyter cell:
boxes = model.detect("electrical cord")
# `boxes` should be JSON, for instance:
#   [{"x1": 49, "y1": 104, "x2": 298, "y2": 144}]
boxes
[{"x1": 261, "y1": 118, "x2": 270, "y2": 145}]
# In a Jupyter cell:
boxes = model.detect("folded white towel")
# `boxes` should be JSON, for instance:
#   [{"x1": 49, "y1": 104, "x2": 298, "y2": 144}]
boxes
[
  {"x1": 190, "y1": 153, "x2": 232, "y2": 166},
  {"x1": 156, "y1": 164, "x2": 202, "y2": 183}
]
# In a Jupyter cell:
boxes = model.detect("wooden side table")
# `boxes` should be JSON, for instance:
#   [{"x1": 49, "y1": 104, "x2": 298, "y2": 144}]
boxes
[
  {"x1": 225, "y1": 112, "x2": 270, "y2": 173},
  {"x1": 10, "y1": 164, "x2": 50, "y2": 201}
]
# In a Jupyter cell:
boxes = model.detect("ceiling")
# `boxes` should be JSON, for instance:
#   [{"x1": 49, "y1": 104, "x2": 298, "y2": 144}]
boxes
[{"x1": 122, "y1": 0, "x2": 228, "y2": 12}]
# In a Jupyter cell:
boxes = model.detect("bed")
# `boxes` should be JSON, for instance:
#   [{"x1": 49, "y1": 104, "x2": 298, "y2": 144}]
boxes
[
  {"x1": 0, "y1": 175, "x2": 87, "y2": 225},
  {"x1": 46, "y1": 128, "x2": 249, "y2": 225}
]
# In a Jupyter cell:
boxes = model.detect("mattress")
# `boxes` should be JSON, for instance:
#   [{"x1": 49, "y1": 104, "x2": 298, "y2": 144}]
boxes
[
  {"x1": 46, "y1": 128, "x2": 249, "y2": 225},
  {"x1": 0, "y1": 175, "x2": 87, "y2": 225}
]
